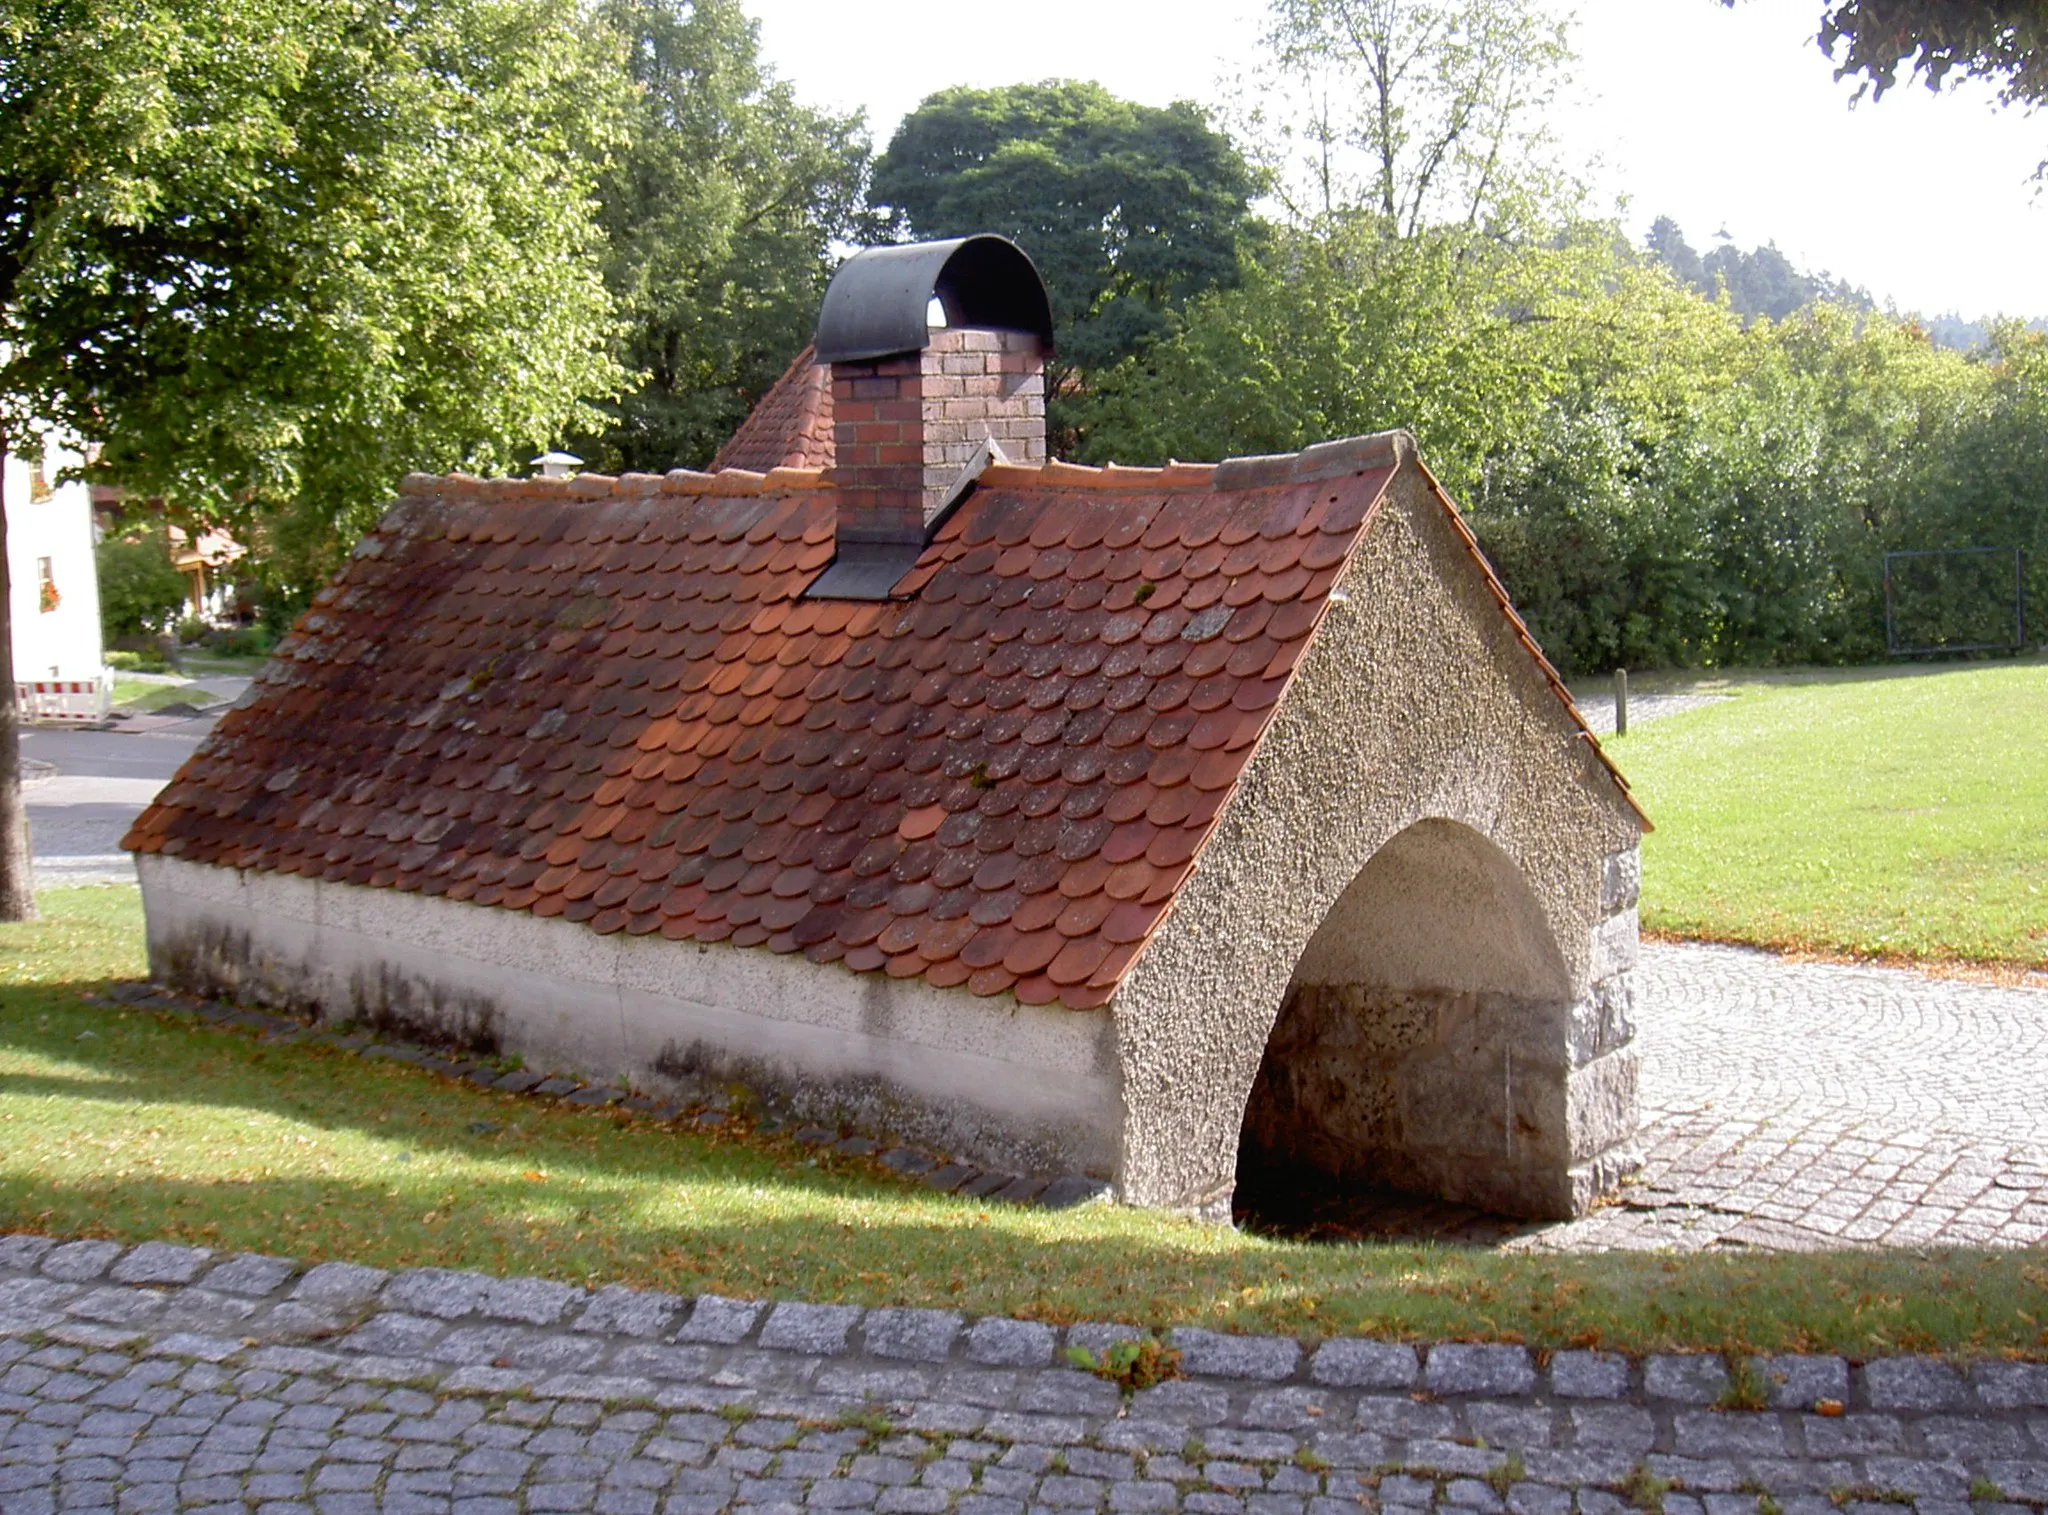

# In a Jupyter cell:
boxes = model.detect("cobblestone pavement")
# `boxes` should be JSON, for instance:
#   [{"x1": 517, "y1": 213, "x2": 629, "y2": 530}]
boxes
[
  {"x1": 1260, "y1": 946, "x2": 2048, "y2": 1252},
  {"x1": 1527, "y1": 944, "x2": 2048, "y2": 1253},
  {"x1": 4, "y1": 1236, "x2": 2048, "y2": 1515}
]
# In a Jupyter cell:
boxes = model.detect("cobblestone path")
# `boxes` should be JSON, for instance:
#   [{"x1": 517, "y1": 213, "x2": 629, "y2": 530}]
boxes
[
  {"x1": 1529, "y1": 945, "x2": 2048, "y2": 1253},
  {"x1": 1278, "y1": 946, "x2": 2048, "y2": 1252},
  {"x1": 5, "y1": 1236, "x2": 2048, "y2": 1515}
]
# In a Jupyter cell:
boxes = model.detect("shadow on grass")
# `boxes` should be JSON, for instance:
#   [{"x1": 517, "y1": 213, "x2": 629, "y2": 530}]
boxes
[{"x1": 5, "y1": 966, "x2": 2048, "y2": 1356}]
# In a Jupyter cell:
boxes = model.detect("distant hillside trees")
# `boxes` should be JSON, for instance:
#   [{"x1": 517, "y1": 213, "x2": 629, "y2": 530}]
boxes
[{"x1": 1644, "y1": 218, "x2": 1873, "y2": 324}]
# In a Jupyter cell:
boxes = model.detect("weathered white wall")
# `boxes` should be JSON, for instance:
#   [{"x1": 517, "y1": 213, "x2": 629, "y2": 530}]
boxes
[
  {"x1": 138, "y1": 852, "x2": 1123, "y2": 1176},
  {"x1": 4, "y1": 440, "x2": 103, "y2": 683}
]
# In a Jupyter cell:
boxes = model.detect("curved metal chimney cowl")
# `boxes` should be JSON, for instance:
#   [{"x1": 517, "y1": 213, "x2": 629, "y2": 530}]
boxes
[
  {"x1": 808, "y1": 237, "x2": 1053, "y2": 601},
  {"x1": 813, "y1": 236, "x2": 1056, "y2": 364}
]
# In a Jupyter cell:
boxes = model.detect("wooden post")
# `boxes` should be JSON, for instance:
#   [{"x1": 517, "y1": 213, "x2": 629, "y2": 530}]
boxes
[{"x1": 1613, "y1": 667, "x2": 1629, "y2": 738}]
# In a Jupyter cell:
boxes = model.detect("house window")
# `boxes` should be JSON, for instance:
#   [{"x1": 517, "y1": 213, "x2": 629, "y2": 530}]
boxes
[
  {"x1": 28, "y1": 458, "x2": 52, "y2": 503},
  {"x1": 37, "y1": 557, "x2": 59, "y2": 614}
]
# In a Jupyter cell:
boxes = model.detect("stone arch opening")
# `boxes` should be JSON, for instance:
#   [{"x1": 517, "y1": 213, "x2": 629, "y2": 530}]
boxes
[{"x1": 1234, "y1": 818, "x2": 1581, "y2": 1227}]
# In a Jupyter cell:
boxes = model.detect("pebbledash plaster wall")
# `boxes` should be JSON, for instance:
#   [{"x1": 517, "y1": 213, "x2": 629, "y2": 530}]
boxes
[
  {"x1": 137, "y1": 438, "x2": 1644, "y2": 1219},
  {"x1": 1105, "y1": 445, "x2": 1643, "y2": 1221}
]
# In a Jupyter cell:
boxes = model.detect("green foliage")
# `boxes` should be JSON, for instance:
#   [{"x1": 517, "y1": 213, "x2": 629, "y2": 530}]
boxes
[
  {"x1": 93, "y1": 532, "x2": 188, "y2": 641},
  {"x1": 1062, "y1": 1337, "x2": 1184, "y2": 1392},
  {"x1": 1244, "y1": 0, "x2": 1576, "y2": 230},
  {"x1": 871, "y1": 80, "x2": 1256, "y2": 434},
  {"x1": 1805, "y1": 0, "x2": 2048, "y2": 107},
  {"x1": 2, "y1": 0, "x2": 632, "y2": 594},
  {"x1": 579, "y1": 0, "x2": 867, "y2": 473},
  {"x1": 1077, "y1": 206, "x2": 2039, "y2": 675}
]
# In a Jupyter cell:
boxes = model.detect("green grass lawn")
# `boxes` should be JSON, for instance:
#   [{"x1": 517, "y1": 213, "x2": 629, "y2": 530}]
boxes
[
  {"x1": 110, "y1": 676, "x2": 219, "y2": 714},
  {"x1": 5, "y1": 887, "x2": 2044, "y2": 1356},
  {"x1": 1608, "y1": 658, "x2": 2048, "y2": 969}
]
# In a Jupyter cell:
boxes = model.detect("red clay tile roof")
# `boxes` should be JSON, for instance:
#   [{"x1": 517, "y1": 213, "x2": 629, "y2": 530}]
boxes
[
  {"x1": 125, "y1": 441, "x2": 1640, "y2": 1011},
  {"x1": 709, "y1": 346, "x2": 834, "y2": 473}
]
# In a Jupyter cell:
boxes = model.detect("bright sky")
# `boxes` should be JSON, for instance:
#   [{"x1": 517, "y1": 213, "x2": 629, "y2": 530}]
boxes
[{"x1": 744, "y1": 0, "x2": 2048, "y2": 319}]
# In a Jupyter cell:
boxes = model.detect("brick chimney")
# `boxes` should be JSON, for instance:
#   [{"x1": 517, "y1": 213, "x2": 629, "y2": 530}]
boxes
[
  {"x1": 807, "y1": 238, "x2": 1055, "y2": 598},
  {"x1": 829, "y1": 327, "x2": 1045, "y2": 532}
]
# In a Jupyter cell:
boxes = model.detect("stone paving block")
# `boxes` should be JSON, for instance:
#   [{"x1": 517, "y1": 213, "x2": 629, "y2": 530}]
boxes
[
  {"x1": 1310, "y1": 1339, "x2": 1426, "y2": 1390},
  {"x1": 1549, "y1": 1350, "x2": 1629, "y2": 1398},
  {"x1": 1865, "y1": 1358, "x2": 1972, "y2": 1412},
  {"x1": 202, "y1": 1254, "x2": 300, "y2": 1298},
  {"x1": 386, "y1": 1269, "x2": 492, "y2": 1320},
  {"x1": 1753, "y1": 1355, "x2": 1849, "y2": 1410},
  {"x1": 758, "y1": 1302, "x2": 861, "y2": 1356},
  {"x1": 965, "y1": 1318, "x2": 1056, "y2": 1368},
  {"x1": 1645, "y1": 1354, "x2": 1728, "y2": 1404},
  {"x1": 673, "y1": 1295, "x2": 762, "y2": 1345},
  {"x1": 1673, "y1": 1410, "x2": 1788, "y2": 1458},
  {"x1": 1427, "y1": 1344, "x2": 1535, "y2": 1397},
  {"x1": 292, "y1": 1263, "x2": 388, "y2": 1309},
  {"x1": 1802, "y1": 1414, "x2": 1903, "y2": 1456},
  {"x1": 481, "y1": 1276, "x2": 580, "y2": 1326},
  {"x1": 1569, "y1": 1404, "x2": 1655, "y2": 1454},
  {"x1": 39, "y1": 1240, "x2": 125, "y2": 1282},
  {"x1": 1971, "y1": 1363, "x2": 2048, "y2": 1410},
  {"x1": 0, "y1": 1235, "x2": 58, "y2": 1272},
  {"x1": 1171, "y1": 1329, "x2": 1300, "y2": 1382},
  {"x1": 863, "y1": 1309, "x2": 962, "y2": 1363},
  {"x1": 109, "y1": 1243, "x2": 213, "y2": 1287},
  {"x1": 574, "y1": 1286, "x2": 683, "y2": 1339}
]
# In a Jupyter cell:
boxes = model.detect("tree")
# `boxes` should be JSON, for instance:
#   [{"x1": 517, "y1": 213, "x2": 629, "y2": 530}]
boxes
[
  {"x1": 96, "y1": 530, "x2": 190, "y2": 642},
  {"x1": 1796, "y1": 2, "x2": 2048, "y2": 106},
  {"x1": 0, "y1": 0, "x2": 634, "y2": 916},
  {"x1": 869, "y1": 81, "x2": 1257, "y2": 434},
  {"x1": 581, "y1": 0, "x2": 867, "y2": 474},
  {"x1": 1244, "y1": 0, "x2": 1576, "y2": 230}
]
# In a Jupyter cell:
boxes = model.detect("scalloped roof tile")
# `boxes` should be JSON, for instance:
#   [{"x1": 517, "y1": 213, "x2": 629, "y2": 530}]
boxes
[{"x1": 125, "y1": 439, "x2": 1640, "y2": 1011}]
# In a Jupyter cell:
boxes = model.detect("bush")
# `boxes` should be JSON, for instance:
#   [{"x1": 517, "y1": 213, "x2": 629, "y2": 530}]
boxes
[
  {"x1": 95, "y1": 532, "x2": 189, "y2": 641},
  {"x1": 175, "y1": 615, "x2": 210, "y2": 645},
  {"x1": 104, "y1": 648, "x2": 171, "y2": 673},
  {"x1": 204, "y1": 625, "x2": 275, "y2": 658}
]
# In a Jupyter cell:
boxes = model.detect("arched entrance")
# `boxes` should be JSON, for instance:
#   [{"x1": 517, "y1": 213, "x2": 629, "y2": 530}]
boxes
[{"x1": 1235, "y1": 818, "x2": 1581, "y2": 1223}]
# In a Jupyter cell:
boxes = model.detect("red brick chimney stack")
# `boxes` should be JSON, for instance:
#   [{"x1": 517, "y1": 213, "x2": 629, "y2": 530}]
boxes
[{"x1": 829, "y1": 326, "x2": 1046, "y2": 533}]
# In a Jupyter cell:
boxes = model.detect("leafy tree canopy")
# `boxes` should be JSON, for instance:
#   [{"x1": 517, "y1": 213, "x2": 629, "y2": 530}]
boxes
[
  {"x1": 869, "y1": 80, "x2": 1257, "y2": 417},
  {"x1": 1802, "y1": 1, "x2": 2048, "y2": 105},
  {"x1": 581, "y1": 0, "x2": 867, "y2": 474},
  {"x1": 1241, "y1": 0, "x2": 1577, "y2": 231},
  {"x1": 1, "y1": 0, "x2": 633, "y2": 589}
]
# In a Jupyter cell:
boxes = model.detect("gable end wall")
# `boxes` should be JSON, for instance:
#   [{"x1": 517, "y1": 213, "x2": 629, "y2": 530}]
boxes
[{"x1": 1108, "y1": 462, "x2": 1643, "y2": 1219}]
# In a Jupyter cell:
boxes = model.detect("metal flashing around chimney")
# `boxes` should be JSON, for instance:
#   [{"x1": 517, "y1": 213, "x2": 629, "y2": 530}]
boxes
[
  {"x1": 814, "y1": 236, "x2": 1055, "y2": 364},
  {"x1": 805, "y1": 438, "x2": 1011, "y2": 602}
]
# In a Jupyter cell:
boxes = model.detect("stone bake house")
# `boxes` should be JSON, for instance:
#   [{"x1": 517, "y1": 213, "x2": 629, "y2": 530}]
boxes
[{"x1": 126, "y1": 236, "x2": 1648, "y2": 1222}]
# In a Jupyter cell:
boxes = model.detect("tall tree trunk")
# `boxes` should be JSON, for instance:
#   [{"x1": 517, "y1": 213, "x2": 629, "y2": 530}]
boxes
[{"x1": 0, "y1": 493, "x2": 38, "y2": 921}]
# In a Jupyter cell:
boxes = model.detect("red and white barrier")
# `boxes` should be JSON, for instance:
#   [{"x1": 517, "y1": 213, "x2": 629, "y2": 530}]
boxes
[{"x1": 15, "y1": 678, "x2": 110, "y2": 724}]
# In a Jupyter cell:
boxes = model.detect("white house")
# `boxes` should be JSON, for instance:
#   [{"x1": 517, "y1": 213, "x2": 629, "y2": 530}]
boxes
[{"x1": 5, "y1": 433, "x2": 107, "y2": 721}]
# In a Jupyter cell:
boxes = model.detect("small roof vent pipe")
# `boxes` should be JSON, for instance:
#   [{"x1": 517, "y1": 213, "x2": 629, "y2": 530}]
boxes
[{"x1": 531, "y1": 451, "x2": 581, "y2": 480}]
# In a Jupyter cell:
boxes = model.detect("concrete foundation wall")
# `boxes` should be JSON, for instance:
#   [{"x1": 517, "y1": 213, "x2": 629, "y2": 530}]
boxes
[
  {"x1": 1108, "y1": 458, "x2": 1645, "y2": 1221},
  {"x1": 137, "y1": 853, "x2": 1122, "y2": 1177}
]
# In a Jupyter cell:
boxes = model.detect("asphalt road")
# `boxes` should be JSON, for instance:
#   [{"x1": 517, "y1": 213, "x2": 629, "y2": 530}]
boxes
[{"x1": 19, "y1": 683, "x2": 241, "y2": 887}]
